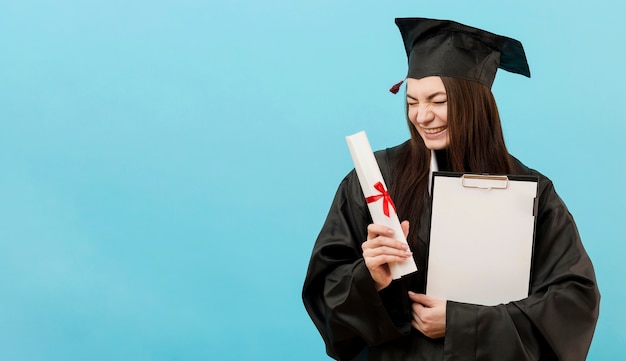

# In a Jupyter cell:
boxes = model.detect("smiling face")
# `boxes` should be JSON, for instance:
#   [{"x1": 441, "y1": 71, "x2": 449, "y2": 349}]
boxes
[{"x1": 406, "y1": 76, "x2": 449, "y2": 150}]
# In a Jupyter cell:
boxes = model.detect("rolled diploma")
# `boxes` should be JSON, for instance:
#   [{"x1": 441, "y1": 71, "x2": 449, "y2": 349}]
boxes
[{"x1": 346, "y1": 131, "x2": 418, "y2": 279}]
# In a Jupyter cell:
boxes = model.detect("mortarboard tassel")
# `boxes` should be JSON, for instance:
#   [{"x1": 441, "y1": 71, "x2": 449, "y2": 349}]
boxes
[{"x1": 389, "y1": 80, "x2": 404, "y2": 94}]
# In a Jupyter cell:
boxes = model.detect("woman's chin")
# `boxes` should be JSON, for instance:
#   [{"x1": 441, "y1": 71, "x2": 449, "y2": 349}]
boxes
[{"x1": 422, "y1": 140, "x2": 450, "y2": 150}]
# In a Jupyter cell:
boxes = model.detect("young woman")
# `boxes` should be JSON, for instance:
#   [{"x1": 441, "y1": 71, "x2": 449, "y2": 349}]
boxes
[{"x1": 302, "y1": 18, "x2": 600, "y2": 361}]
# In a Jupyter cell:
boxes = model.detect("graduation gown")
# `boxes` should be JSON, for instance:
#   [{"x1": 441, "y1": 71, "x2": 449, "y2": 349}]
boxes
[{"x1": 302, "y1": 141, "x2": 600, "y2": 361}]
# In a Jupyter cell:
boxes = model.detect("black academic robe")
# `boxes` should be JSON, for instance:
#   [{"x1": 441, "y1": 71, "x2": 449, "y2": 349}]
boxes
[{"x1": 302, "y1": 141, "x2": 600, "y2": 361}]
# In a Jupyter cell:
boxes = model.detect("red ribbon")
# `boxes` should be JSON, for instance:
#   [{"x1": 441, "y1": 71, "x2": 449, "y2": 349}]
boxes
[{"x1": 365, "y1": 182, "x2": 396, "y2": 217}]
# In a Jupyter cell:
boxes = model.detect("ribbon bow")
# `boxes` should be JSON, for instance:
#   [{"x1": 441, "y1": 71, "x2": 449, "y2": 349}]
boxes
[{"x1": 365, "y1": 182, "x2": 396, "y2": 217}]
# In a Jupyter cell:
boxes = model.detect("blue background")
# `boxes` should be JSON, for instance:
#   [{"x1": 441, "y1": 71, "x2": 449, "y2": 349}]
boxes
[{"x1": 1, "y1": 0, "x2": 624, "y2": 360}]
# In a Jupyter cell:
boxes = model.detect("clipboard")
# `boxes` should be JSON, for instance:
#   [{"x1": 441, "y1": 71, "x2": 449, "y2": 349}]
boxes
[{"x1": 426, "y1": 172, "x2": 539, "y2": 306}]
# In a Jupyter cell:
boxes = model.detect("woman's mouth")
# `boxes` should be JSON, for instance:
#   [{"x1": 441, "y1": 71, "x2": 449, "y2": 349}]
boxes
[{"x1": 422, "y1": 126, "x2": 447, "y2": 134}]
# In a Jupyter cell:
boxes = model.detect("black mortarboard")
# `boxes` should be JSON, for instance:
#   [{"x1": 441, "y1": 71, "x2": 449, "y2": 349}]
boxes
[{"x1": 392, "y1": 17, "x2": 530, "y2": 91}]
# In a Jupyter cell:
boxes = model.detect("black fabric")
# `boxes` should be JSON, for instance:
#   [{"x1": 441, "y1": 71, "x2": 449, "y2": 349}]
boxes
[
  {"x1": 395, "y1": 18, "x2": 531, "y2": 88},
  {"x1": 433, "y1": 149, "x2": 450, "y2": 172},
  {"x1": 302, "y1": 141, "x2": 600, "y2": 361}
]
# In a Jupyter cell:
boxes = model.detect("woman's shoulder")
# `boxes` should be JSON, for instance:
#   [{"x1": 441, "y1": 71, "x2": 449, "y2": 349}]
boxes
[
  {"x1": 371, "y1": 140, "x2": 411, "y2": 183},
  {"x1": 337, "y1": 140, "x2": 410, "y2": 194},
  {"x1": 374, "y1": 140, "x2": 411, "y2": 166},
  {"x1": 510, "y1": 155, "x2": 549, "y2": 180},
  {"x1": 509, "y1": 155, "x2": 562, "y2": 202}
]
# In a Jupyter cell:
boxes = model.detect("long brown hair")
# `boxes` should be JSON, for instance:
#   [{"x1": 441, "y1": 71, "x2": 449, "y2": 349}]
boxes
[{"x1": 391, "y1": 77, "x2": 513, "y2": 246}]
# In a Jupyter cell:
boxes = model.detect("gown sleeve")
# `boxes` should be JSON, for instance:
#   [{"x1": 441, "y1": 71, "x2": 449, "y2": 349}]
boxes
[
  {"x1": 443, "y1": 177, "x2": 600, "y2": 361},
  {"x1": 302, "y1": 170, "x2": 412, "y2": 361}
]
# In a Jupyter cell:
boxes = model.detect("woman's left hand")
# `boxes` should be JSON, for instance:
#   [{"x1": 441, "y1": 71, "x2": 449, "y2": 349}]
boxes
[{"x1": 408, "y1": 291, "x2": 447, "y2": 339}]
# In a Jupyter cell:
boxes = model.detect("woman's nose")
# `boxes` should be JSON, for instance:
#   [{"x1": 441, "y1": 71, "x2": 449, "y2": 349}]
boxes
[{"x1": 415, "y1": 104, "x2": 434, "y2": 124}]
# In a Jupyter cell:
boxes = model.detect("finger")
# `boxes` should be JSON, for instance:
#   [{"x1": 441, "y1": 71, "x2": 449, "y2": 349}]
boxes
[
  {"x1": 411, "y1": 311, "x2": 426, "y2": 331},
  {"x1": 408, "y1": 292, "x2": 440, "y2": 307},
  {"x1": 366, "y1": 223, "x2": 411, "y2": 251},
  {"x1": 408, "y1": 292, "x2": 432, "y2": 305},
  {"x1": 366, "y1": 224, "x2": 395, "y2": 240},
  {"x1": 410, "y1": 305, "x2": 429, "y2": 334},
  {"x1": 410, "y1": 302, "x2": 422, "y2": 318},
  {"x1": 361, "y1": 237, "x2": 413, "y2": 256},
  {"x1": 363, "y1": 244, "x2": 412, "y2": 258},
  {"x1": 364, "y1": 254, "x2": 412, "y2": 269},
  {"x1": 408, "y1": 291, "x2": 422, "y2": 302},
  {"x1": 400, "y1": 220, "x2": 410, "y2": 238}
]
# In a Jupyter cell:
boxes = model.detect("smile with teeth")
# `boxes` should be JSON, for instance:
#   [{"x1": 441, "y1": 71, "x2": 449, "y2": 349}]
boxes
[{"x1": 422, "y1": 126, "x2": 447, "y2": 134}]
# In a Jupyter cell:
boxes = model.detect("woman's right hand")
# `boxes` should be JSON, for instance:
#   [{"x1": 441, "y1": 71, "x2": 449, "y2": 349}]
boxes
[{"x1": 362, "y1": 220, "x2": 412, "y2": 291}]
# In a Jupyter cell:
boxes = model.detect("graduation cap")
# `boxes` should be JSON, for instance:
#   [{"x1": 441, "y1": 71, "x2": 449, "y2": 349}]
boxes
[{"x1": 390, "y1": 17, "x2": 531, "y2": 93}]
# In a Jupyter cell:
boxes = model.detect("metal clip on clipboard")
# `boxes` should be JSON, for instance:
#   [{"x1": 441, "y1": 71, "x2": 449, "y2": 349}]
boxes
[{"x1": 461, "y1": 174, "x2": 509, "y2": 190}]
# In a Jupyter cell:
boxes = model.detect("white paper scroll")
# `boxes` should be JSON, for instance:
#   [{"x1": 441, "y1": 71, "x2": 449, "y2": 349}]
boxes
[{"x1": 346, "y1": 131, "x2": 418, "y2": 279}]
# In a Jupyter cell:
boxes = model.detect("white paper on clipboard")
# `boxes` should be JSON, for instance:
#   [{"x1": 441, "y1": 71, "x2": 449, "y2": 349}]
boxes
[
  {"x1": 426, "y1": 172, "x2": 538, "y2": 306},
  {"x1": 346, "y1": 131, "x2": 417, "y2": 279}
]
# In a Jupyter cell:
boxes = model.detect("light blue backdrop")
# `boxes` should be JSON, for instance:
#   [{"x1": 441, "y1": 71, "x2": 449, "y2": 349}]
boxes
[{"x1": 1, "y1": 0, "x2": 624, "y2": 360}]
